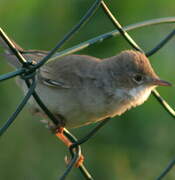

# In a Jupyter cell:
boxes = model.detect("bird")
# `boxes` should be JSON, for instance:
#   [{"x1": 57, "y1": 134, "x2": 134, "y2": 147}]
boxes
[
  {"x1": 0, "y1": 37, "x2": 171, "y2": 129},
  {"x1": 0, "y1": 37, "x2": 171, "y2": 167}
]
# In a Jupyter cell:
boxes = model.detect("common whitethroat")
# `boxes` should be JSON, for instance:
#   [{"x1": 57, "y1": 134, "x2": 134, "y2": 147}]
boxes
[
  {"x1": 0, "y1": 37, "x2": 172, "y2": 167},
  {"x1": 0, "y1": 37, "x2": 171, "y2": 129}
]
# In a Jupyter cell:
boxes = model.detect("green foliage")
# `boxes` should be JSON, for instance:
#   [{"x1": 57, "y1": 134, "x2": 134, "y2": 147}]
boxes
[{"x1": 0, "y1": 0, "x2": 175, "y2": 179}]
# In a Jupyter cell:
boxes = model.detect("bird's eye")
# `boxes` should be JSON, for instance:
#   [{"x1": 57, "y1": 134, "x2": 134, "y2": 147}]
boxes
[{"x1": 133, "y1": 74, "x2": 143, "y2": 84}]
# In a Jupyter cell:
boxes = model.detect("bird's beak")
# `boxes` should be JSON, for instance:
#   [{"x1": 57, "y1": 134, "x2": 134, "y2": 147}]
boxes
[{"x1": 152, "y1": 79, "x2": 172, "y2": 87}]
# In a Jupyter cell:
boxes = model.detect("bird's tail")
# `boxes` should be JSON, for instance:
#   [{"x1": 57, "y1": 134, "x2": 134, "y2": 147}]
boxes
[
  {"x1": 0, "y1": 35, "x2": 50, "y2": 69},
  {"x1": 0, "y1": 36, "x2": 25, "y2": 68}
]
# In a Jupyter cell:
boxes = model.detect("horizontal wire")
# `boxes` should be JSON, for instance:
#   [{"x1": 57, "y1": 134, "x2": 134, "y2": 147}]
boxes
[
  {"x1": 0, "y1": 68, "x2": 25, "y2": 81},
  {"x1": 48, "y1": 16, "x2": 175, "y2": 62}
]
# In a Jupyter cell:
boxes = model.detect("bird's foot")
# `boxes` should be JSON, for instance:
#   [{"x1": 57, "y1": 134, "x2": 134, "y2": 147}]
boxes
[
  {"x1": 40, "y1": 121, "x2": 85, "y2": 167},
  {"x1": 55, "y1": 127, "x2": 73, "y2": 147},
  {"x1": 55, "y1": 127, "x2": 84, "y2": 167}
]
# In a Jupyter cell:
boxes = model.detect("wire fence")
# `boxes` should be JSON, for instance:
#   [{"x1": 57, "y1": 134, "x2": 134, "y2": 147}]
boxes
[{"x1": 0, "y1": 0, "x2": 175, "y2": 179}]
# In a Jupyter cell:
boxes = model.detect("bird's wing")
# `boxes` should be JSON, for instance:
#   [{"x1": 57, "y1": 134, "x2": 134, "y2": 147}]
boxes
[
  {"x1": 39, "y1": 54, "x2": 101, "y2": 89},
  {"x1": 0, "y1": 36, "x2": 101, "y2": 89}
]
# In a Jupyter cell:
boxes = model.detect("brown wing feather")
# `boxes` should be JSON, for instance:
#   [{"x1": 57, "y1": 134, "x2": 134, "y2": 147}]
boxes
[{"x1": 39, "y1": 54, "x2": 101, "y2": 88}]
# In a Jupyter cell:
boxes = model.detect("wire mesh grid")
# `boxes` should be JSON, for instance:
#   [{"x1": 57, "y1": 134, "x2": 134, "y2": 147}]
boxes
[{"x1": 0, "y1": 0, "x2": 175, "y2": 179}]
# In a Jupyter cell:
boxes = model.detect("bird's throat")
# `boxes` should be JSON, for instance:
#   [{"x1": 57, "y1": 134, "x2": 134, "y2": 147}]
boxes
[
  {"x1": 127, "y1": 85, "x2": 153, "y2": 107},
  {"x1": 113, "y1": 85, "x2": 154, "y2": 117}
]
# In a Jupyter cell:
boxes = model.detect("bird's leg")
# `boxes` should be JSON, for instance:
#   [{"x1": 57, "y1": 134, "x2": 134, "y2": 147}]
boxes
[
  {"x1": 55, "y1": 127, "x2": 72, "y2": 147},
  {"x1": 40, "y1": 118, "x2": 84, "y2": 167},
  {"x1": 55, "y1": 127, "x2": 84, "y2": 168}
]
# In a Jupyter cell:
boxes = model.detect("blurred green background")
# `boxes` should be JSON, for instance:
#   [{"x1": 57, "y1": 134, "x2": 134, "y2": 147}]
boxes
[{"x1": 0, "y1": 0, "x2": 175, "y2": 179}]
